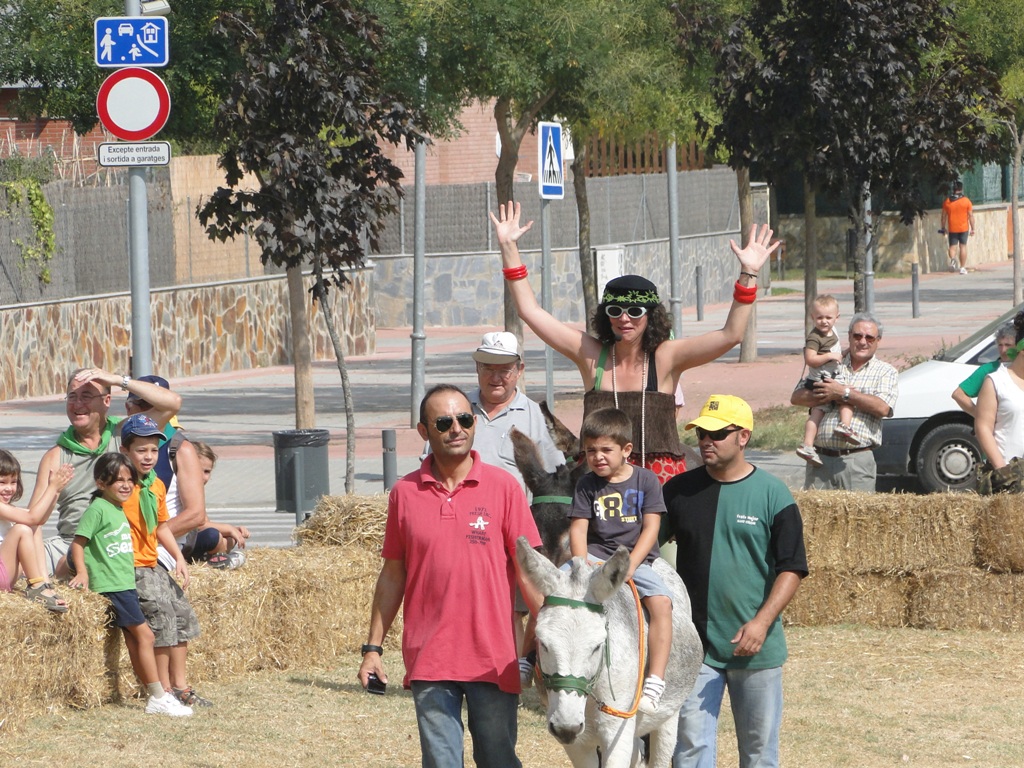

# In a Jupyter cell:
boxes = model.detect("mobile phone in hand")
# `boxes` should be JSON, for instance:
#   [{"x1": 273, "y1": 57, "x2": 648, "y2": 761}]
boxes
[{"x1": 366, "y1": 672, "x2": 386, "y2": 695}]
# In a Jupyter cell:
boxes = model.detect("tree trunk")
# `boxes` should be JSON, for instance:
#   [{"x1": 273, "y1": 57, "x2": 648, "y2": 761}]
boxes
[
  {"x1": 737, "y1": 167, "x2": 757, "y2": 363},
  {"x1": 494, "y1": 97, "x2": 525, "y2": 342},
  {"x1": 572, "y1": 138, "x2": 597, "y2": 334},
  {"x1": 850, "y1": 195, "x2": 867, "y2": 313},
  {"x1": 802, "y1": 173, "x2": 818, "y2": 334},
  {"x1": 287, "y1": 264, "x2": 315, "y2": 429},
  {"x1": 311, "y1": 261, "x2": 356, "y2": 494},
  {"x1": 1013, "y1": 124, "x2": 1023, "y2": 306}
]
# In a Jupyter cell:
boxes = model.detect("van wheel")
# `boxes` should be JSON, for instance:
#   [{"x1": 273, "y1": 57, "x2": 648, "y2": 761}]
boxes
[{"x1": 916, "y1": 423, "x2": 981, "y2": 493}]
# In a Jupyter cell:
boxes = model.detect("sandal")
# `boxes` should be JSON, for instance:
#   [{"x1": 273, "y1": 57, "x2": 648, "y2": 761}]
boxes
[
  {"x1": 25, "y1": 582, "x2": 69, "y2": 614},
  {"x1": 204, "y1": 553, "x2": 230, "y2": 569}
]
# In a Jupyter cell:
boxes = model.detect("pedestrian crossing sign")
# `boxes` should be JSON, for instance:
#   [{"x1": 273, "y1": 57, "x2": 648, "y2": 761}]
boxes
[{"x1": 538, "y1": 121, "x2": 564, "y2": 200}]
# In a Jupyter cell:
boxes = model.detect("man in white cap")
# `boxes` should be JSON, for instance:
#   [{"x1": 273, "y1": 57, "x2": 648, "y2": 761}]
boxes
[
  {"x1": 461, "y1": 331, "x2": 565, "y2": 492},
  {"x1": 662, "y1": 394, "x2": 807, "y2": 768}
]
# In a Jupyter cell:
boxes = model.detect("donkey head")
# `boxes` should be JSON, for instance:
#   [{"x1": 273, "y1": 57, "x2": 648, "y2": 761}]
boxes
[
  {"x1": 510, "y1": 427, "x2": 585, "y2": 566},
  {"x1": 516, "y1": 537, "x2": 631, "y2": 744}
]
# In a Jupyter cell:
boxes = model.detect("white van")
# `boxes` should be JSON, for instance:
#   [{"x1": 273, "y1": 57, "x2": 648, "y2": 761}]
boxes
[{"x1": 874, "y1": 304, "x2": 1021, "y2": 492}]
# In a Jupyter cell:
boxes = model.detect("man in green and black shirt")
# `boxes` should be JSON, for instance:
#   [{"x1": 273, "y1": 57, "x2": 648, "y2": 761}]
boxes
[{"x1": 663, "y1": 394, "x2": 807, "y2": 768}]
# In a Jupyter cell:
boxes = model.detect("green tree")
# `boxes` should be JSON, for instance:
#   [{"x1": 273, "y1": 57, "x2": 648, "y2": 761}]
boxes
[
  {"x1": 712, "y1": 0, "x2": 1008, "y2": 312},
  {"x1": 0, "y1": 0, "x2": 256, "y2": 153},
  {"x1": 956, "y1": 0, "x2": 1024, "y2": 302},
  {"x1": 198, "y1": 0, "x2": 424, "y2": 492}
]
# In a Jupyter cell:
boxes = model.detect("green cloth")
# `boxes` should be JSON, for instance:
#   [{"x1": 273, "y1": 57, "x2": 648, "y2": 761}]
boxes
[
  {"x1": 137, "y1": 470, "x2": 158, "y2": 534},
  {"x1": 958, "y1": 360, "x2": 1002, "y2": 399},
  {"x1": 56, "y1": 416, "x2": 120, "y2": 456},
  {"x1": 74, "y1": 497, "x2": 136, "y2": 594}
]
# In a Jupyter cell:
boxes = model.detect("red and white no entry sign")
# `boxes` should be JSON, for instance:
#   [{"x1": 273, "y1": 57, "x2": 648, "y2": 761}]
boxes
[{"x1": 96, "y1": 67, "x2": 171, "y2": 142}]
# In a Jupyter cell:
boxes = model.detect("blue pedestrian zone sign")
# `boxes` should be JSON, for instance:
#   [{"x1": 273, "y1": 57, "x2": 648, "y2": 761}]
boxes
[
  {"x1": 95, "y1": 17, "x2": 169, "y2": 68},
  {"x1": 538, "y1": 121, "x2": 565, "y2": 200}
]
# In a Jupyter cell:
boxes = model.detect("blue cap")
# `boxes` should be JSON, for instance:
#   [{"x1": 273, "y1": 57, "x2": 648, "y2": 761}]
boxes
[{"x1": 120, "y1": 413, "x2": 168, "y2": 443}]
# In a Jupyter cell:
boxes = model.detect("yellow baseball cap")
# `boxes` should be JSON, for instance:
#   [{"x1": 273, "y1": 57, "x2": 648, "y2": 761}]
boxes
[{"x1": 685, "y1": 394, "x2": 754, "y2": 432}]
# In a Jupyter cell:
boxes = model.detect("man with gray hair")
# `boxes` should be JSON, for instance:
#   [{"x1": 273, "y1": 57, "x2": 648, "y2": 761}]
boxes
[{"x1": 790, "y1": 312, "x2": 898, "y2": 492}]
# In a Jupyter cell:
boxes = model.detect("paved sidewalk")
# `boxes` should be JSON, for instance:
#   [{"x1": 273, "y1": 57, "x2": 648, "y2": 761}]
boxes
[{"x1": 1, "y1": 258, "x2": 1016, "y2": 546}]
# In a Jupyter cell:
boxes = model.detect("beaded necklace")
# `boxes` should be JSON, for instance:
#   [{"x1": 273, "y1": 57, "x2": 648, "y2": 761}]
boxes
[{"x1": 610, "y1": 346, "x2": 646, "y2": 467}]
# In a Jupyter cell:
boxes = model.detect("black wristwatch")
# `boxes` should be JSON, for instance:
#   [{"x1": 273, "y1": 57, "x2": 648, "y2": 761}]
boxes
[{"x1": 361, "y1": 644, "x2": 384, "y2": 656}]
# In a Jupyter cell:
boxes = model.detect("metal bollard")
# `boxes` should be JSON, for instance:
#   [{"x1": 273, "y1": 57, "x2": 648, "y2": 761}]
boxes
[
  {"x1": 911, "y1": 263, "x2": 920, "y2": 319},
  {"x1": 382, "y1": 429, "x2": 397, "y2": 493},
  {"x1": 695, "y1": 265, "x2": 704, "y2": 322}
]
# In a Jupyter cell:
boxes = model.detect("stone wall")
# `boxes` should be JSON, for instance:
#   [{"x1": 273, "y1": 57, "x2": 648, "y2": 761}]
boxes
[
  {"x1": 0, "y1": 269, "x2": 371, "y2": 400},
  {"x1": 776, "y1": 204, "x2": 1011, "y2": 274}
]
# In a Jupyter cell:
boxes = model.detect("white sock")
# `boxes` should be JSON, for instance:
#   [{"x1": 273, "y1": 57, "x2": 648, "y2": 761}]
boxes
[{"x1": 146, "y1": 682, "x2": 166, "y2": 699}]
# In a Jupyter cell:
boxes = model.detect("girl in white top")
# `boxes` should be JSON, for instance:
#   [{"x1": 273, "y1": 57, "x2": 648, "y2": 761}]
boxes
[
  {"x1": 976, "y1": 311, "x2": 1024, "y2": 468},
  {"x1": 0, "y1": 449, "x2": 74, "y2": 612}
]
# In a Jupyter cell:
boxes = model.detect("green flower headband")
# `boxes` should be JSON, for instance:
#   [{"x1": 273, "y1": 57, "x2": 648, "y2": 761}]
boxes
[{"x1": 600, "y1": 288, "x2": 660, "y2": 306}]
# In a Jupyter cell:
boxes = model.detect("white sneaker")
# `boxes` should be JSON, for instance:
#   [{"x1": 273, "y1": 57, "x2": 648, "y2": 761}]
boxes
[
  {"x1": 796, "y1": 445, "x2": 823, "y2": 466},
  {"x1": 959, "y1": 267, "x2": 968, "y2": 275},
  {"x1": 639, "y1": 675, "x2": 665, "y2": 715},
  {"x1": 145, "y1": 693, "x2": 193, "y2": 717},
  {"x1": 225, "y1": 550, "x2": 247, "y2": 569},
  {"x1": 949, "y1": 257, "x2": 958, "y2": 272}
]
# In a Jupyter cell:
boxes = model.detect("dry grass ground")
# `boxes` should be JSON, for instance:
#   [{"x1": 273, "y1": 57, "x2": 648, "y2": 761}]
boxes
[{"x1": 3, "y1": 625, "x2": 1023, "y2": 768}]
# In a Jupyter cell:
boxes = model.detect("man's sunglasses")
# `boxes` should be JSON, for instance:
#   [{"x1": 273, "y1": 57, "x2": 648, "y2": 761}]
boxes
[
  {"x1": 850, "y1": 333, "x2": 878, "y2": 342},
  {"x1": 605, "y1": 305, "x2": 648, "y2": 319},
  {"x1": 695, "y1": 426, "x2": 742, "y2": 442},
  {"x1": 432, "y1": 413, "x2": 475, "y2": 433}
]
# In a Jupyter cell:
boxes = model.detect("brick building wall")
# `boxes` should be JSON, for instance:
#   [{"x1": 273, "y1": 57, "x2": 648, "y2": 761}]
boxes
[
  {"x1": 0, "y1": 88, "x2": 109, "y2": 182},
  {"x1": 384, "y1": 100, "x2": 540, "y2": 186}
]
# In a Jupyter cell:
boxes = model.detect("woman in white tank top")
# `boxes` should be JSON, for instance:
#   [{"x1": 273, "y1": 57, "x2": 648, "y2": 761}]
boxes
[{"x1": 976, "y1": 312, "x2": 1024, "y2": 468}]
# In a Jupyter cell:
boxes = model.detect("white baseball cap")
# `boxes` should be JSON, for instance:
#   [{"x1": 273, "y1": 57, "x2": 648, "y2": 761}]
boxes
[{"x1": 472, "y1": 332, "x2": 522, "y2": 364}]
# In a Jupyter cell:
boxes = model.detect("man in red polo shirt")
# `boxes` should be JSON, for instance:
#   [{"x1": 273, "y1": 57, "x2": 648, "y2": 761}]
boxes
[
  {"x1": 941, "y1": 180, "x2": 975, "y2": 275},
  {"x1": 358, "y1": 384, "x2": 542, "y2": 768}
]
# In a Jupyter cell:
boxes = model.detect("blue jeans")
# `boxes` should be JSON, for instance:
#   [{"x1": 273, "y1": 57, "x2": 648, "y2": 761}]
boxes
[
  {"x1": 673, "y1": 663, "x2": 783, "y2": 768},
  {"x1": 410, "y1": 680, "x2": 521, "y2": 768}
]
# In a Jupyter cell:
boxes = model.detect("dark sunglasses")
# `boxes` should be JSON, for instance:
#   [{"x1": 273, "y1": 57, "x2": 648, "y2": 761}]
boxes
[
  {"x1": 604, "y1": 305, "x2": 648, "y2": 319},
  {"x1": 850, "y1": 333, "x2": 878, "y2": 342},
  {"x1": 432, "y1": 412, "x2": 475, "y2": 433},
  {"x1": 695, "y1": 426, "x2": 742, "y2": 441}
]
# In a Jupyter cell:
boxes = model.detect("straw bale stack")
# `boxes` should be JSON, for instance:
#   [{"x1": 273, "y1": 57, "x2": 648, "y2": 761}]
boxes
[
  {"x1": 0, "y1": 544, "x2": 394, "y2": 736},
  {"x1": 908, "y1": 568, "x2": 1024, "y2": 632},
  {"x1": 975, "y1": 493, "x2": 1024, "y2": 572},
  {"x1": 1, "y1": 588, "x2": 112, "y2": 733},
  {"x1": 785, "y1": 567, "x2": 912, "y2": 628},
  {"x1": 295, "y1": 493, "x2": 388, "y2": 548},
  {"x1": 795, "y1": 490, "x2": 981, "y2": 573}
]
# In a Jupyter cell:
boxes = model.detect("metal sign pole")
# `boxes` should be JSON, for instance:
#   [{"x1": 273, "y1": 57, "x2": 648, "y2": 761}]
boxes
[{"x1": 125, "y1": 0, "x2": 151, "y2": 375}]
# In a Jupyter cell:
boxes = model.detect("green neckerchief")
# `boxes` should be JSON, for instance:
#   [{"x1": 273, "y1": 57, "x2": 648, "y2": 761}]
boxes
[
  {"x1": 56, "y1": 416, "x2": 119, "y2": 456},
  {"x1": 138, "y1": 470, "x2": 158, "y2": 534}
]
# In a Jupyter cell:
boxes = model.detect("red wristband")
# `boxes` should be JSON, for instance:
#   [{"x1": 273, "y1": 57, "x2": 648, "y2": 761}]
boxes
[
  {"x1": 503, "y1": 265, "x2": 528, "y2": 281},
  {"x1": 733, "y1": 280, "x2": 757, "y2": 304}
]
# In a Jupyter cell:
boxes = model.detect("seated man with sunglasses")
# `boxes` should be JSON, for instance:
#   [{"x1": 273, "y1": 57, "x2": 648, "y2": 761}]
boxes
[
  {"x1": 358, "y1": 384, "x2": 542, "y2": 768},
  {"x1": 663, "y1": 394, "x2": 808, "y2": 768},
  {"x1": 790, "y1": 312, "x2": 898, "y2": 492}
]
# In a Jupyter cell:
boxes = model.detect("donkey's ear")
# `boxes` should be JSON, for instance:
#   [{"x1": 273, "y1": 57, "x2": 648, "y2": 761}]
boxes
[
  {"x1": 589, "y1": 546, "x2": 631, "y2": 604},
  {"x1": 510, "y1": 428, "x2": 549, "y2": 497},
  {"x1": 540, "y1": 400, "x2": 579, "y2": 456},
  {"x1": 516, "y1": 536, "x2": 563, "y2": 597}
]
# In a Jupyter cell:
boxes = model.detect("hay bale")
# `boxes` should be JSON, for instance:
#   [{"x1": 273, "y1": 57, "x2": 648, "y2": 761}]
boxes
[
  {"x1": 908, "y1": 568, "x2": 1024, "y2": 632},
  {"x1": 795, "y1": 490, "x2": 982, "y2": 573},
  {"x1": 784, "y1": 567, "x2": 913, "y2": 628},
  {"x1": 296, "y1": 494, "x2": 388, "y2": 548},
  {"x1": 975, "y1": 494, "x2": 1024, "y2": 573},
  {"x1": 187, "y1": 545, "x2": 397, "y2": 682},
  {"x1": 0, "y1": 588, "x2": 113, "y2": 734}
]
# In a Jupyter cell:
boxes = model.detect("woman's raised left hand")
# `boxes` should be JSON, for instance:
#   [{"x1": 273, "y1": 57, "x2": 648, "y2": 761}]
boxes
[{"x1": 729, "y1": 223, "x2": 779, "y2": 273}]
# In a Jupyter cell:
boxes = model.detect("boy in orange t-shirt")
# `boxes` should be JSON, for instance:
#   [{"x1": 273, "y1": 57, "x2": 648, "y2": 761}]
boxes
[{"x1": 120, "y1": 414, "x2": 211, "y2": 708}]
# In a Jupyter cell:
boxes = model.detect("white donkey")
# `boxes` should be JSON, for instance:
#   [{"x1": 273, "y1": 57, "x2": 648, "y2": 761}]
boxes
[{"x1": 516, "y1": 537, "x2": 703, "y2": 768}]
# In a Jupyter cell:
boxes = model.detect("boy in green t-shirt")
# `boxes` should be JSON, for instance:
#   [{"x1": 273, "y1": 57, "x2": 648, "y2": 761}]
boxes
[{"x1": 69, "y1": 453, "x2": 192, "y2": 717}]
